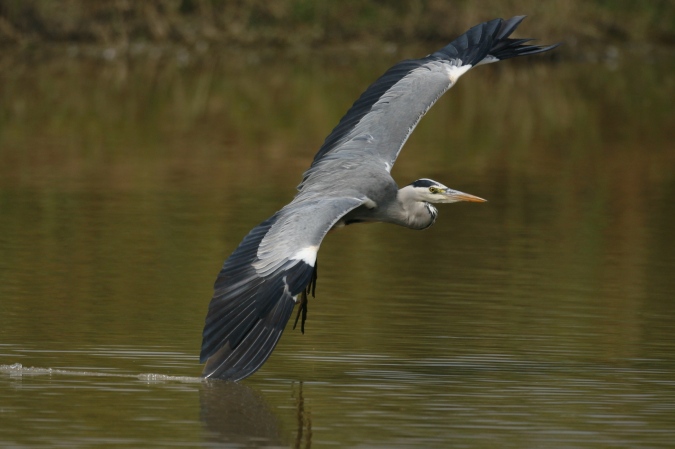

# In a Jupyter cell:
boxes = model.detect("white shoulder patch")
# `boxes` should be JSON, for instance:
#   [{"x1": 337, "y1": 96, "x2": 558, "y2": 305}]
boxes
[
  {"x1": 445, "y1": 64, "x2": 472, "y2": 84},
  {"x1": 290, "y1": 245, "x2": 319, "y2": 266}
]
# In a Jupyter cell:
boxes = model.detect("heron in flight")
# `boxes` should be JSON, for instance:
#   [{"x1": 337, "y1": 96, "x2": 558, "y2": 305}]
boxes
[{"x1": 200, "y1": 16, "x2": 558, "y2": 381}]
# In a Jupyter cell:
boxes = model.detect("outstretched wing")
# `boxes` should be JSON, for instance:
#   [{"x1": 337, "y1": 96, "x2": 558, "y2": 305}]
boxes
[
  {"x1": 200, "y1": 196, "x2": 366, "y2": 381},
  {"x1": 299, "y1": 16, "x2": 558, "y2": 189}
]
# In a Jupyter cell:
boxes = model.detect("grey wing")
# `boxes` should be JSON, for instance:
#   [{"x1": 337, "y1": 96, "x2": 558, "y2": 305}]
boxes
[
  {"x1": 299, "y1": 16, "x2": 558, "y2": 189},
  {"x1": 200, "y1": 196, "x2": 366, "y2": 381}
]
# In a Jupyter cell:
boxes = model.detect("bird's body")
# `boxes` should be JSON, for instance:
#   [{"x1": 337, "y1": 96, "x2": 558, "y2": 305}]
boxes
[
  {"x1": 200, "y1": 16, "x2": 558, "y2": 381},
  {"x1": 338, "y1": 178, "x2": 439, "y2": 230}
]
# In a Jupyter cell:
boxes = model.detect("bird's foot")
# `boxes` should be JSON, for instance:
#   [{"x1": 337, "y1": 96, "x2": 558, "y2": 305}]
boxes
[
  {"x1": 293, "y1": 290, "x2": 308, "y2": 334},
  {"x1": 293, "y1": 262, "x2": 317, "y2": 334}
]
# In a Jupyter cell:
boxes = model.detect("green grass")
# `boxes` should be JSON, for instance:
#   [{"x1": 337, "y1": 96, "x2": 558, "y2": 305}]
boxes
[{"x1": 0, "y1": 0, "x2": 673, "y2": 48}]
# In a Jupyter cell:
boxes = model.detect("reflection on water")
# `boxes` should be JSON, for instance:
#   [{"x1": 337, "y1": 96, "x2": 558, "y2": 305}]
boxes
[
  {"x1": 2, "y1": 354, "x2": 674, "y2": 448},
  {"x1": 201, "y1": 382, "x2": 315, "y2": 449},
  {"x1": 200, "y1": 381, "x2": 285, "y2": 447},
  {"x1": 1, "y1": 47, "x2": 674, "y2": 447}
]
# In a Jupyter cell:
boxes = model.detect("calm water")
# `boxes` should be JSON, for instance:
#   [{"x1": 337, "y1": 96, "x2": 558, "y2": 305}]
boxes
[{"x1": 1, "y1": 45, "x2": 674, "y2": 448}]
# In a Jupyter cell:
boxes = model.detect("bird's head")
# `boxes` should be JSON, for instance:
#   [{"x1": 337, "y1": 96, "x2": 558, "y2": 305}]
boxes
[{"x1": 405, "y1": 178, "x2": 487, "y2": 204}]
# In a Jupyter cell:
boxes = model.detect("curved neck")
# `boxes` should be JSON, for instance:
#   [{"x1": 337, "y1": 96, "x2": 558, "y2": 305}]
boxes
[{"x1": 391, "y1": 186, "x2": 437, "y2": 230}]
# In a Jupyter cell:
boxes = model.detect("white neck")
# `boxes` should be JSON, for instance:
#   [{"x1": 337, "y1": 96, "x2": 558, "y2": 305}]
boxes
[{"x1": 393, "y1": 186, "x2": 437, "y2": 230}]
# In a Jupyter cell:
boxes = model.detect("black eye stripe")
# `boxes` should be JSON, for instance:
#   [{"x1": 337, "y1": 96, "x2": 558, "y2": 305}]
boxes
[{"x1": 411, "y1": 179, "x2": 437, "y2": 188}]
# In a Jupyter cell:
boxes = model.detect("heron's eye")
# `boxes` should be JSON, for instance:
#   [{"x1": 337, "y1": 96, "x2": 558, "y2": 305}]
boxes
[{"x1": 429, "y1": 187, "x2": 440, "y2": 194}]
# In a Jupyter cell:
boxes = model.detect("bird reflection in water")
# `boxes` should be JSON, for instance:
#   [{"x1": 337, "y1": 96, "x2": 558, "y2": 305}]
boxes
[
  {"x1": 200, "y1": 381, "x2": 313, "y2": 448},
  {"x1": 292, "y1": 382, "x2": 312, "y2": 449}
]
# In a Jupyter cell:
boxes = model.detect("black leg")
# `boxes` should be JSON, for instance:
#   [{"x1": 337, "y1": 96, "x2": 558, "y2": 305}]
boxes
[
  {"x1": 293, "y1": 261, "x2": 318, "y2": 334},
  {"x1": 293, "y1": 289, "x2": 308, "y2": 334}
]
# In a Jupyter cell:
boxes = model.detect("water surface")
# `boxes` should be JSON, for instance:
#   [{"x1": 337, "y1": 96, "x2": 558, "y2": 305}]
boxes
[{"x1": 1, "y1": 47, "x2": 674, "y2": 447}]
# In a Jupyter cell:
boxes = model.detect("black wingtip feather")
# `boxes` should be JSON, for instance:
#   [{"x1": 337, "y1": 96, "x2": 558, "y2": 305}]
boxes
[
  {"x1": 202, "y1": 295, "x2": 296, "y2": 381},
  {"x1": 435, "y1": 15, "x2": 559, "y2": 65},
  {"x1": 199, "y1": 212, "x2": 316, "y2": 381},
  {"x1": 497, "y1": 15, "x2": 526, "y2": 40}
]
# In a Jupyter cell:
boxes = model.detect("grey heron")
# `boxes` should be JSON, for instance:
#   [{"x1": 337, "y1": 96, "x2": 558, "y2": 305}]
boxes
[{"x1": 200, "y1": 16, "x2": 558, "y2": 381}]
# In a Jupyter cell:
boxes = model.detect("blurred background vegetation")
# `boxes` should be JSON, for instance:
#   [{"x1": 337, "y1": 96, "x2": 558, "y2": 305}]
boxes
[
  {"x1": 1, "y1": 6, "x2": 675, "y2": 443},
  {"x1": 0, "y1": 0, "x2": 673, "y2": 52}
]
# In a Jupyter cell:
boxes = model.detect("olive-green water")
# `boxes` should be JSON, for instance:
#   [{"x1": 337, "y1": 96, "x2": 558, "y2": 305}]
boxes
[{"x1": 1, "y1": 46, "x2": 674, "y2": 448}]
